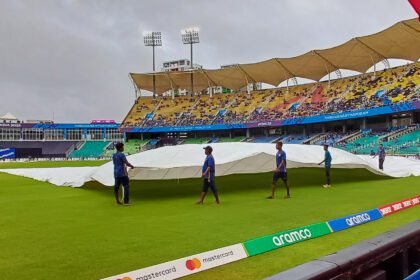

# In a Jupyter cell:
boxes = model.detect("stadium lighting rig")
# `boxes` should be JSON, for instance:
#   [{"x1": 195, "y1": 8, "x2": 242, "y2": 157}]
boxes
[
  {"x1": 143, "y1": 31, "x2": 162, "y2": 98},
  {"x1": 181, "y1": 27, "x2": 200, "y2": 95}
]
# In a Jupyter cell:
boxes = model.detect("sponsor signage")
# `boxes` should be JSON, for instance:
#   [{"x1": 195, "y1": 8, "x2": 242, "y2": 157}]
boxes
[
  {"x1": 245, "y1": 120, "x2": 283, "y2": 128},
  {"x1": 281, "y1": 101, "x2": 417, "y2": 126},
  {"x1": 101, "y1": 243, "x2": 247, "y2": 280},
  {"x1": 379, "y1": 196, "x2": 419, "y2": 216},
  {"x1": 0, "y1": 123, "x2": 23, "y2": 128},
  {"x1": 32, "y1": 123, "x2": 120, "y2": 129},
  {"x1": 101, "y1": 197, "x2": 419, "y2": 280},
  {"x1": 243, "y1": 222, "x2": 332, "y2": 256},
  {"x1": 122, "y1": 101, "x2": 418, "y2": 132},
  {"x1": 0, "y1": 148, "x2": 16, "y2": 159},
  {"x1": 327, "y1": 209, "x2": 382, "y2": 232},
  {"x1": 91, "y1": 120, "x2": 116, "y2": 124},
  {"x1": 127, "y1": 123, "x2": 247, "y2": 133}
]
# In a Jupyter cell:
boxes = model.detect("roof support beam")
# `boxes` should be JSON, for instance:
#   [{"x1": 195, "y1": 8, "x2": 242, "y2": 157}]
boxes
[
  {"x1": 353, "y1": 37, "x2": 387, "y2": 62},
  {"x1": 273, "y1": 58, "x2": 297, "y2": 92},
  {"x1": 165, "y1": 73, "x2": 178, "y2": 99},
  {"x1": 128, "y1": 74, "x2": 141, "y2": 99},
  {"x1": 236, "y1": 64, "x2": 257, "y2": 84},
  {"x1": 274, "y1": 58, "x2": 296, "y2": 78},
  {"x1": 399, "y1": 21, "x2": 420, "y2": 38},
  {"x1": 312, "y1": 50, "x2": 340, "y2": 73},
  {"x1": 200, "y1": 70, "x2": 217, "y2": 98}
]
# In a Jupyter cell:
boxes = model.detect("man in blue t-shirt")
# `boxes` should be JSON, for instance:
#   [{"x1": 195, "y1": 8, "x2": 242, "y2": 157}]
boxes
[
  {"x1": 196, "y1": 146, "x2": 220, "y2": 204},
  {"x1": 113, "y1": 142, "x2": 134, "y2": 205},
  {"x1": 373, "y1": 144, "x2": 386, "y2": 170},
  {"x1": 318, "y1": 144, "x2": 332, "y2": 188},
  {"x1": 268, "y1": 142, "x2": 291, "y2": 199}
]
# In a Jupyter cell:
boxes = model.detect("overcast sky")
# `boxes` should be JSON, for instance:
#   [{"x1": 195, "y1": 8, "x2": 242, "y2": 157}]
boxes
[{"x1": 0, "y1": 0, "x2": 417, "y2": 123}]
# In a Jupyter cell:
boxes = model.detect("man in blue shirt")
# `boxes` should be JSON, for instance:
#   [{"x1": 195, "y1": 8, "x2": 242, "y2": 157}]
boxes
[
  {"x1": 373, "y1": 143, "x2": 386, "y2": 170},
  {"x1": 268, "y1": 142, "x2": 291, "y2": 199},
  {"x1": 196, "y1": 146, "x2": 220, "y2": 204},
  {"x1": 113, "y1": 142, "x2": 134, "y2": 205},
  {"x1": 318, "y1": 144, "x2": 332, "y2": 188}
]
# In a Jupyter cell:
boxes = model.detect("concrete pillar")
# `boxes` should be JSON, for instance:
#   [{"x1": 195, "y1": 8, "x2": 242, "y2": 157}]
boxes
[
  {"x1": 246, "y1": 128, "x2": 251, "y2": 138},
  {"x1": 303, "y1": 126, "x2": 306, "y2": 137},
  {"x1": 386, "y1": 116, "x2": 391, "y2": 128},
  {"x1": 342, "y1": 122, "x2": 346, "y2": 133},
  {"x1": 141, "y1": 133, "x2": 144, "y2": 140},
  {"x1": 229, "y1": 131, "x2": 232, "y2": 138},
  {"x1": 361, "y1": 118, "x2": 367, "y2": 130},
  {"x1": 322, "y1": 125, "x2": 326, "y2": 133},
  {"x1": 264, "y1": 128, "x2": 269, "y2": 137}
]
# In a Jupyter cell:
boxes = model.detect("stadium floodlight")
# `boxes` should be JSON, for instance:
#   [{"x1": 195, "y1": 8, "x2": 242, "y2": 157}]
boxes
[
  {"x1": 143, "y1": 31, "x2": 162, "y2": 98},
  {"x1": 181, "y1": 27, "x2": 200, "y2": 44},
  {"x1": 143, "y1": 31, "x2": 162, "y2": 46},
  {"x1": 181, "y1": 27, "x2": 200, "y2": 96}
]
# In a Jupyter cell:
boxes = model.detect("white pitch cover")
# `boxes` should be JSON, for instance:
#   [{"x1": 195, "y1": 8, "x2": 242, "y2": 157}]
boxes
[{"x1": 101, "y1": 243, "x2": 248, "y2": 280}]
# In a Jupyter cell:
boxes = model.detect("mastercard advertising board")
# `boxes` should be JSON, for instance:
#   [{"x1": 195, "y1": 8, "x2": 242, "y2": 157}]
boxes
[{"x1": 101, "y1": 243, "x2": 247, "y2": 280}]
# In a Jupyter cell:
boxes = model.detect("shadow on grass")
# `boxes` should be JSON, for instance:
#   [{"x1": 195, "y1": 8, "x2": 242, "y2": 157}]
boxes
[{"x1": 82, "y1": 168, "x2": 391, "y2": 201}]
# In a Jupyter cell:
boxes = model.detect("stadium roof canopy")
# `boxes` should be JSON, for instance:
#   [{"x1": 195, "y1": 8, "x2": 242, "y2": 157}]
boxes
[{"x1": 130, "y1": 18, "x2": 420, "y2": 94}]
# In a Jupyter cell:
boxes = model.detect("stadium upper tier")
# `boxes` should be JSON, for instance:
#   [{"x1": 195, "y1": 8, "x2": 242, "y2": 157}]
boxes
[{"x1": 122, "y1": 62, "x2": 420, "y2": 128}]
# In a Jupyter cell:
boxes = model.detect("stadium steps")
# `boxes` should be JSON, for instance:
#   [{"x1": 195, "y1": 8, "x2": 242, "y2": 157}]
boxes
[
  {"x1": 250, "y1": 136, "x2": 282, "y2": 143},
  {"x1": 386, "y1": 125, "x2": 418, "y2": 141},
  {"x1": 304, "y1": 133, "x2": 326, "y2": 145},
  {"x1": 216, "y1": 136, "x2": 246, "y2": 143},
  {"x1": 103, "y1": 139, "x2": 150, "y2": 156},
  {"x1": 180, "y1": 138, "x2": 211, "y2": 145},
  {"x1": 69, "y1": 141, "x2": 111, "y2": 158},
  {"x1": 382, "y1": 129, "x2": 420, "y2": 155}
]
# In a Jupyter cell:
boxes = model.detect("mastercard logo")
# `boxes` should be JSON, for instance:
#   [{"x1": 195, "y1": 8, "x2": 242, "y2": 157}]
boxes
[
  {"x1": 116, "y1": 277, "x2": 131, "y2": 280},
  {"x1": 185, "y1": 258, "x2": 201, "y2": 270}
]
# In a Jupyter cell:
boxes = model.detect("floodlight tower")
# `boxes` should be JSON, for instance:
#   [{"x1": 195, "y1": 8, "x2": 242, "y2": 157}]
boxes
[
  {"x1": 181, "y1": 27, "x2": 200, "y2": 95},
  {"x1": 143, "y1": 31, "x2": 162, "y2": 98}
]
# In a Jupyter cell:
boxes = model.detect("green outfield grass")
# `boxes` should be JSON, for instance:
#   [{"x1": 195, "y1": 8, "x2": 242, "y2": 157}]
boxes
[{"x1": 0, "y1": 162, "x2": 418, "y2": 280}]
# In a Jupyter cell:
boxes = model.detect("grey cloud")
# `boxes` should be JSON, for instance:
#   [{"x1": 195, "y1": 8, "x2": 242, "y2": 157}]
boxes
[{"x1": 0, "y1": 0, "x2": 416, "y2": 122}]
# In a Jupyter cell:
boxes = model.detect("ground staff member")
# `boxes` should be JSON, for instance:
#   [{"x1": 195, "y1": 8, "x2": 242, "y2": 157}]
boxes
[
  {"x1": 113, "y1": 142, "x2": 134, "y2": 205},
  {"x1": 318, "y1": 144, "x2": 332, "y2": 188},
  {"x1": 268, "y1": 141, "x2": 291, "y2": 199},
  {"x1": 373, "y1": 143, "x2": 386, "y2": 170},
  {"x1": 196, "y1": 146, "x2": 220, "y2": 204}
]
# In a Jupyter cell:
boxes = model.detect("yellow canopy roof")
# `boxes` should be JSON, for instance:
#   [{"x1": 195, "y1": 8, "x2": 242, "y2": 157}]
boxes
[{"x1": 131, "y1": 18, "x2": 420, "y2": 94}]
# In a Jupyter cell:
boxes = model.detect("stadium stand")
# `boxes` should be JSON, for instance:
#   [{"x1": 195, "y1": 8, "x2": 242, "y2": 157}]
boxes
[
  {"x1": 180, "y1": 137, "x2": 211, "y2": 144},
  {"x1": 0, "y1": 141, "x2": 79, "y2": 158},
  {"x1": 216, "y1": 136, "x2": 245, "y2": 143},
  {"x1": 103, "y1": 139, "x2": 149, "y2": 157},
  {"x1": 122, "y1": 62, "x2": 419, "y2": 128},
  {"x1": 248, "y1": 136, "x2": 282, "y2": 143},
  {"x1": 69, "y1": 141, "x2": 111, "y2": 158}
]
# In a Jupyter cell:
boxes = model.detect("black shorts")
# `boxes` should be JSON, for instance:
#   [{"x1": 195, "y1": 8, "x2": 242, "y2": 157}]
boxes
[
  {"x1": 202, "y1": 178, "x2": 218, "y2": 193},
  {"x1": 114, "y1": 176, "x2": 129, "y2": 193},
  {"x1": 273, "y1": 172, "x2": 287, "y2": 183}
]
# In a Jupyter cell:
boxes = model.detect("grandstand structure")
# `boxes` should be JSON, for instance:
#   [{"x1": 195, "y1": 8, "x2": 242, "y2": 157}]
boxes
[
  {"x1": 121, "y1": 18, "x2": 420, "y2": 156},
  {"x1": 0, "y1": 122, "x2": 123, "y2": 159}
]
